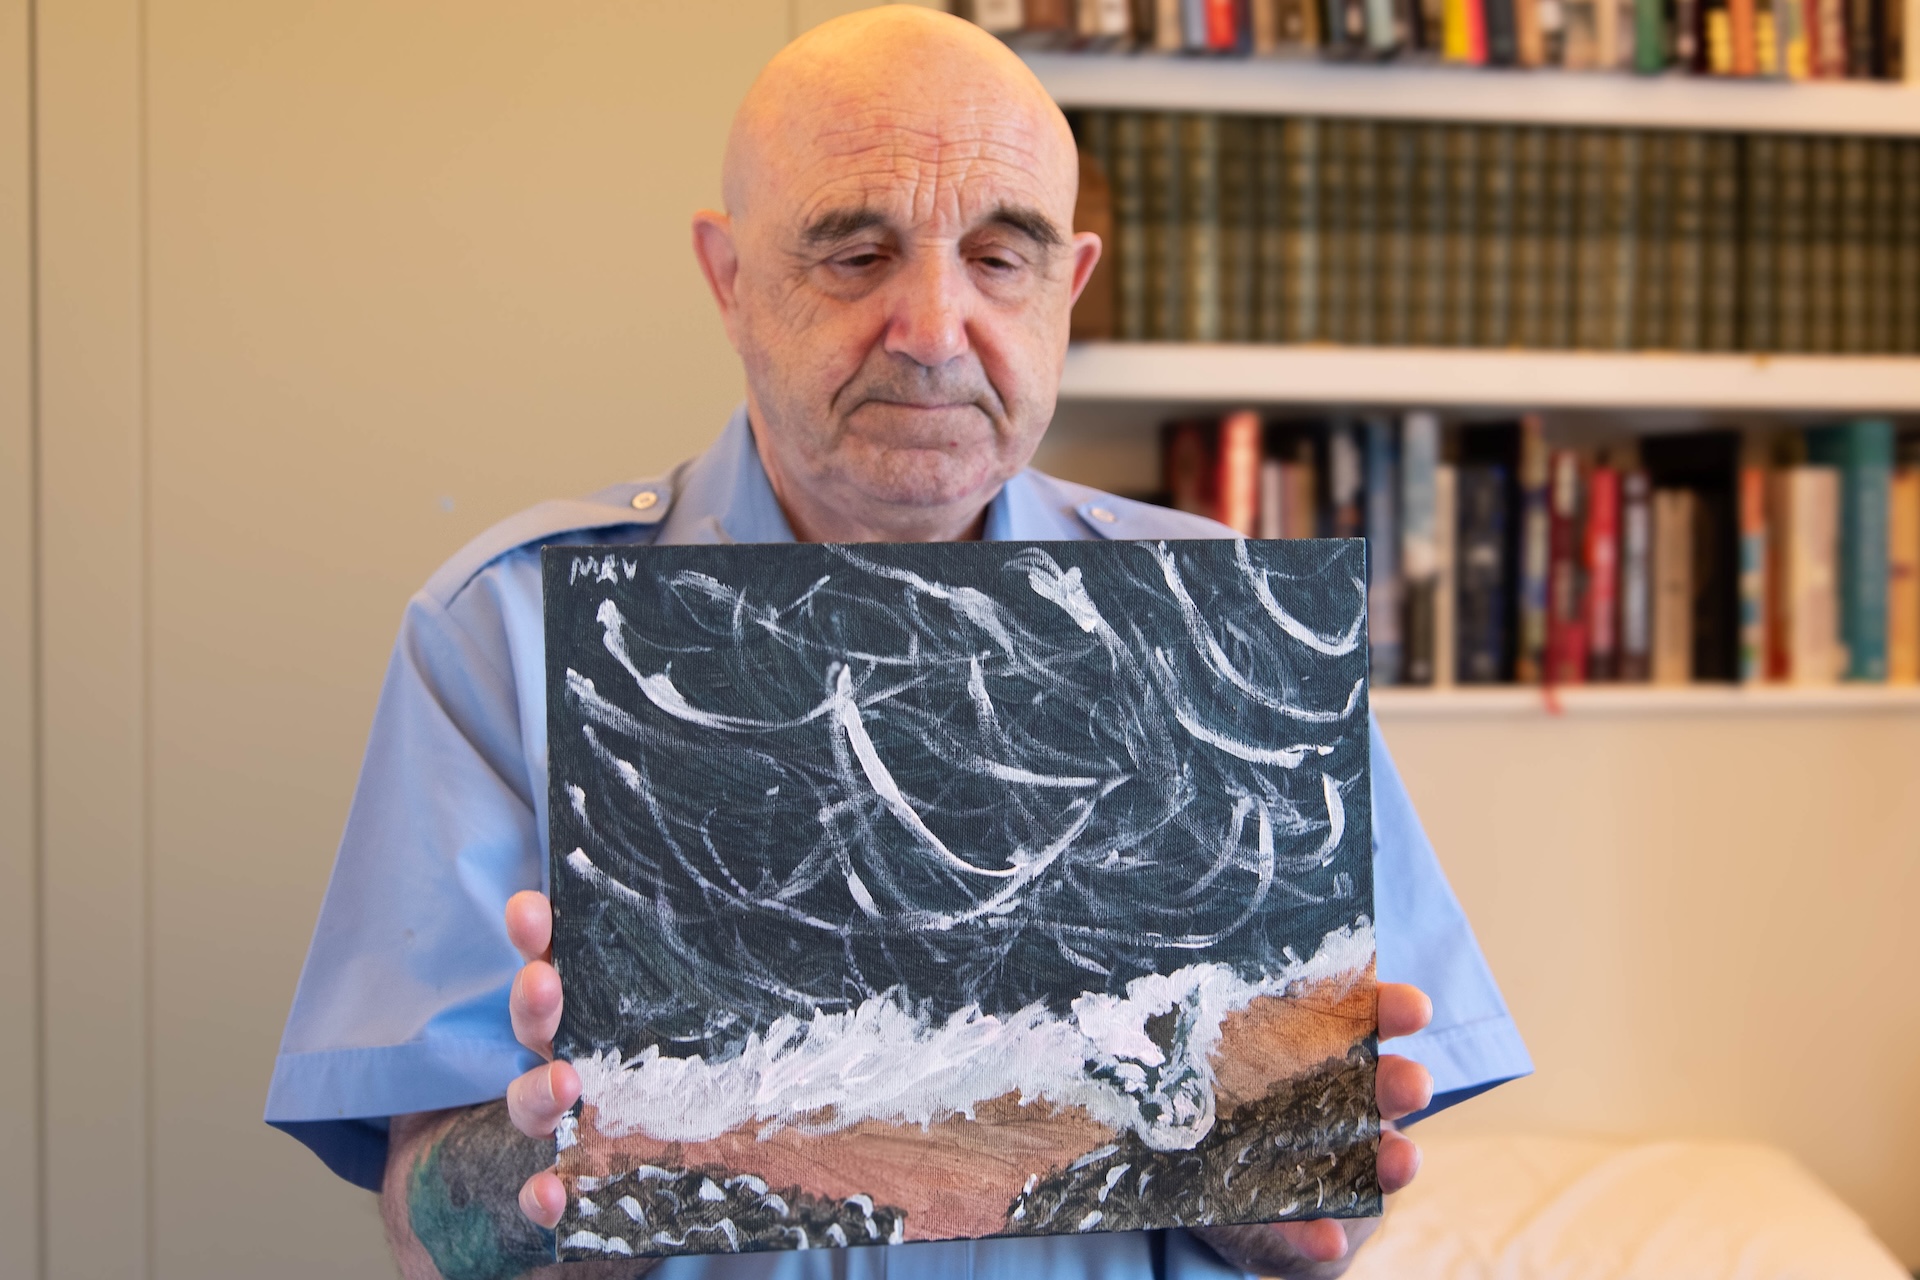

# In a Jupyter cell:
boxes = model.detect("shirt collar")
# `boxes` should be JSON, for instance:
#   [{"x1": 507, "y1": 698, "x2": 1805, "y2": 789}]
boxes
[{"x1": 658, "y1": 403, "x2": 1081, "y2": 545}]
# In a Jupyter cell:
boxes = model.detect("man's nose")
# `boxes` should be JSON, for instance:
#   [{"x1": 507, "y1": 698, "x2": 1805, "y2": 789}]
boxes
[{"x1": 881, "y1": 253, "x2": 971, "y2": 369}]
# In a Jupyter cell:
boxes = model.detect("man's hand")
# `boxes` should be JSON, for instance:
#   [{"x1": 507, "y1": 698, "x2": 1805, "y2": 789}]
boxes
[
  {"x1": 504, "y1": 889, "x2": 581, "y2": 1230},
  {"x1": 1190, "y1": 982, "x2": 1433, "y2": 1278}
]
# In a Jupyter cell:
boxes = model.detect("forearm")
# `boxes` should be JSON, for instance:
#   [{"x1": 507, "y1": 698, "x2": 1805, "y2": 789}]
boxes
[{"x1": 383, "y1": 1102, "x2": 656, "y2": 1280}]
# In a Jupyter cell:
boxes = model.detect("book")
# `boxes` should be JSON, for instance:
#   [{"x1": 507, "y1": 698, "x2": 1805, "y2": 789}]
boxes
[
  {"x1": 1704, "y1": 0, "x2": 1736, "y2": 68},
  {"x1": 1652, "y1": 488, "x2": 1696, "y2": 684},
  {"x1": 1256, "y1": 119, "x2": 1288, "y2": 343},
  {"x1": 1368, "y1": 0, "x2": 1407, "y2": 52},
  {"x1": 1485, "y1": 0, "x2": 1522, "y2": 60},
  {"x1": 1702, "y1": 134, "x2": 1742, "y2": 352},
  {"x1": 1541, "y1": 128, "x2": 1579, "y2": 350},
  {"x1": 1805, "y1": 136, "x2": 1840, "y2": 353},
  {"x1": 1346, "y1": 122, "x2": 1382, "y2": 346},
  {"x1": 1573, "y1": 130, "x2": 1610, "y2": 351},
  {"x1": 1110, "y1": 113, "x2": 1150, "y2": 342},
  {"x1": 1585, "y1": 463, "x2": 1623, "y2": 680},
  {"x1": 1780, "y1": 0, "x2": 1812, "y2": 75},
  {"x1": 1325, "y1": 420, "x2": 1366, "y2": 538},
  {"x1": 1445, "y1": 0, "x2": 1478, "y2": 55},
  {"x1": 1889, "y1": 462, "x2": 1920, "y2": 683},
  {"x1": 1413, "y1": 125, "x2": 1452, "y2": 347},
  {"x1": 1643, "y1": 430, "x2": 1743, "y2": 682},
  {"x1": 1251, "y1": 0, "x2": 1284, "y2": 48},
  {"x1": 1547, "y1": 450, "x2": 1589, "y2": 684},
  {"x1": 1433, "y1": 463, "x2": 1459, "y2": 688},
  {"x1": 1259, "y1": 457, "x2": 1285, "y2": 540},
  {"x1": 1542, "y1": 0, "x2": 1570, "y2": 60},
  {"x1": 969, "y1": 0, "x2": 1029, "y2": 33},
  {"x1": 1515, "y1": 416, "x2": 1552, "y2": 684},
  {"x1": 1775, "y1": 466, "x2": 1842, "y2": 683},
  {"x1": 1807, "y1": 419, "x2": 1894, "y2": 680},
  {"x1": 1164, "y1": 419, "x2": 1216, "y2": 518},
  {"x1": 1467, "y1": 0, "x2": 1491, "y2": 59},
  {"x1": 1517, "y1": 0, "x2": 1549, "y2": 62},
  {"x1": 1477, "y1": 126, "x2": 1517, "y2": 348},
  {"x1": 1457, "y1": 464, "x2": 1512, "y2": 682},
  {"x1": 1071, "y1": 142, "x2": 1118, "y2": 341},
  {"x1": 1667, "y1": 132, "x2": 1708, "y2": 352},
  {"x1": 1729, "y1": 0, "x2": 1761, "y2": 68},
  {"x1": 1634, "y1": 130, "x2": 1674, "y2": 348},
  {"x1": 1366, "y1": 419, "x2": 1404, "y2": 683},
  {"x1": 1738, "y1": 452, "x2": 1771, "y2": 681},
  {"x1": 1564, "y1": 0, "x2": 1603, "y2": 63},
  {"x1": 1218, "y1": 116, "x2": 1258, "y2": 345},
  {"x1": 1845, "y1": 0, "x2": 1874, "y2": 72},
  {"x1": 1899, "y1": 142, "x2": 1920, "y2": 353},
  {"x1": 1155, "y1": 0, "x2": 1187, "y2": 47},
  {"x1": 1774, "y1": 137, "x2": 1811, "y2": 352},
  {"x1": 1318, "y1": 121, "x2": 1354, "y2": 344},
  {"x1": 1080, "y1": 0, "x2": 1137, "y2": 39},
  {"x1": 1182, "y1": 114, "x2": 1223, "y2": 342},
  {"x1": 1619, "y1": 469, "x2": 1654, "y2": 680},
  {"x1": 1282, "y1": 119, "x2": 1323, "y2": 342},
  {"x1": 1675, "y1": 0, "x2": 1704, "y2": 65},
  {"x1": 1205, "y1": 0, "x2": 1244, "y2": 46},
  {"x1": 1144, "y1": 113, "x2": 1183, "y2": 341},
  {"x1": 1837, "y1": 137, "x2": 1872, "y2": 352},
  {"x1": 1218, "y1": 409, "x2": 1265, "y2": 536},
  {"x1": 1446, "y1": 126, "x2": 1481, "y2": 345},
  {"x1": 1604, "y1": 131, "x2": 1642, "y2": 350},
  {"x1": 1021, "y1": 0, "x2": 1078, "y2": 41},
  {"x1": 1377, "y1": 124, "x2": 1418, "y2": 345},
  {"x1": 1401, "y1": 412, "x2": 1442, "y2": 686},
  {"x1": 1510, "y1": 127, "x2": 1549, "y2": 349},
  {"x1": 1755, "y1": 0, "x2": 1783, "y2": 70},
  {"x1": 1866, "y1": 140, "x2": 1898, "y2": 352},
  {"x1": 1742, "y1": 134, "x2": 1780, "y2": 351}
]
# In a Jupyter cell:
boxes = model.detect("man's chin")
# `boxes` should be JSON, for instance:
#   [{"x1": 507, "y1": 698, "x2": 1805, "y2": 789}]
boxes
[{"x1": 838, "y1": 447, "x2": 1010, "y2": 514}]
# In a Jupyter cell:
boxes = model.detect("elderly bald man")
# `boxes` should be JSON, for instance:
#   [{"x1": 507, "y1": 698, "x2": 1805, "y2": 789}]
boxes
[{"x1": 265, "y1": 9, "x2": 1531, "y2": 1280}]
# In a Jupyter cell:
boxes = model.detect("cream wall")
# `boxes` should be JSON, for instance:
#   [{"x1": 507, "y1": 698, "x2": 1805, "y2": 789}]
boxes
[{"x1": 10, "y1": 2, "x2": 1917, "y2": 1278}]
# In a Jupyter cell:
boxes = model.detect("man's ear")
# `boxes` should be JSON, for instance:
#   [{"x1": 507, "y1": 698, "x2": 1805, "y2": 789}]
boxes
[
  {"x1": 691, "y1": 210, "x2": 743, "y2": 349},
  {"x1": 1065, "y1": 230, "x2": 1103, "y2": 308}
]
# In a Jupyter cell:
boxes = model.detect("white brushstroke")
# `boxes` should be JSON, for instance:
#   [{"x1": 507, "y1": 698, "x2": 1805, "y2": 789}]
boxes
[
  {"x1": 1026, "y1": 561, "x2": 1104, "y2": 632},
  {"x1": 616, "y1": 1196, "x2": 646, "y2": 1224},
  {"x1": 1236, "y1": 540, "x2": 1367, "y2": 656},
  {"x1": 561, "y1": 1231, "x2": 633, "y2": 1256},
  {"x1": 573, "y1": 923, "x2": 1373, "y2": 1155}
]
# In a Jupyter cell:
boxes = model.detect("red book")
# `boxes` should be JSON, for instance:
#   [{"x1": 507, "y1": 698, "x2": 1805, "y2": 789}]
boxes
[
  {"x1": 1547, "y1": 449, "x2": 1588, "y2": 685},
  {"x1": 1206, "y1": 0, "x2": 1242, "y2": 46},
  {"x1": 1164, "y1": 420, "x2": 1217, "y2": 519},
  {"x1": 1584, "y1": 465, "x2": 1622, "y2": 681},
  {"x1": 1217, "y1": 410, "x2": 1263, "y2": 536},
  {"x1": 1466, "y1": 0, "x2": 1490, "y2": 62}
]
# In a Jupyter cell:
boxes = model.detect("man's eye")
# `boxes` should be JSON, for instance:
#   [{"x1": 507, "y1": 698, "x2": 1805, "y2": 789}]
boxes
[
  {"x1": 976, "y1": 254, "x2": 1020, "y2": 272},
  {"x1": 835, "y1": 251, "x2": 884, "y2": 269}
]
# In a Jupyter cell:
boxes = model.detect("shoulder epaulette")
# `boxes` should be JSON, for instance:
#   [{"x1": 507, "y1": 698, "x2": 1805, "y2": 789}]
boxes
[
  {"x1": 422, "y1": 471, "x2": 678, "y2": 606},
  {"x1": 1035, "y1": 472, "x2": 1239, "y2": 542}
]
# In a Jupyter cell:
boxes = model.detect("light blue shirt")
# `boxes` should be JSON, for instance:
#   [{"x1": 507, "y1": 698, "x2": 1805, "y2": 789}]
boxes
[{"x1": 266, "y1": 406, "x2": 1531, "y2": 1278}]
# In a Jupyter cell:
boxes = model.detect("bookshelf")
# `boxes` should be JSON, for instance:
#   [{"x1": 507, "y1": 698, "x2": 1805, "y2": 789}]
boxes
[
  {"x1": 1370, "y1": 683, "x2": 1920, "y2": 715},
  {"x1": 1057, "y1": 345, "x2": 1920, "y2": 413},
  {"x1": 1025, "y1": 53, "x2": 1920, "y2": 137}
]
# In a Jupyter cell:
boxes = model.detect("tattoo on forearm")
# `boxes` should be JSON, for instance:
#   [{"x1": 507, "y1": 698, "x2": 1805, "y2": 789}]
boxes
[{"x1": 406, "y1": 1102, "x2": 557, "y2": 1280}]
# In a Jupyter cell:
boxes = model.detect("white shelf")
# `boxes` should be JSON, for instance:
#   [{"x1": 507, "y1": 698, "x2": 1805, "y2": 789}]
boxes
[
  {"x1": 1057, "y1": 343, "x2": 1920, "y2": 412},
  {"x1": 1371, "y1": 683, "x2": 1920, "y2": 716},
  {"x1": 1027, "y1": 52, "x2": 1920, "y2": 136}
]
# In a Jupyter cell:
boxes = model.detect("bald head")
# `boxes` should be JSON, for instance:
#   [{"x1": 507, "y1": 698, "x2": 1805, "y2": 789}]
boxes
[
  {"x1": 689, "y1": 5, "x2": 1101, "y2": 544},
  {"x1": 721, "y1": 7, "x2": 1078, "y2": 224}
]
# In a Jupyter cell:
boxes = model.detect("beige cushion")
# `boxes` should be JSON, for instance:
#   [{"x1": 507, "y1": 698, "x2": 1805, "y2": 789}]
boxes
[{"x1": 1341, "y1": 1135, "x2": 1908, "y2": 1280}]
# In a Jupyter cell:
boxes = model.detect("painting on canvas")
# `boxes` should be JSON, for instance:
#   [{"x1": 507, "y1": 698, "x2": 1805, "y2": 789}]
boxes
[{"x1": 541, "y1": 538, "x2": 1378, "y2": 1260}]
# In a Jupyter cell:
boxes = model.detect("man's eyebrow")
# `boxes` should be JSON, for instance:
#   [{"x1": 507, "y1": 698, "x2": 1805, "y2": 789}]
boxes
[
  {"x1": 980, "y1": 205, "x2": 1066, "y2": 248},
  {"x1": 802, "y1": 207, "x2": 892, "y2": 245}
]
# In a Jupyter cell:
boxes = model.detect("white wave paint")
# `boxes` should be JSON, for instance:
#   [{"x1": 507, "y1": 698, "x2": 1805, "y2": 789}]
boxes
[
  {"x1": 573, "y1": 922, "x2": 1372, "y2": 1155},
  {"x1": 1235, "y1": 539, "x2": 1367, "y2": 657}
]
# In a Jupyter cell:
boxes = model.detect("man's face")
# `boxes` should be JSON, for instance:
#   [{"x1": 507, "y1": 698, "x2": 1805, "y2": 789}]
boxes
[{"x1": 698, "y1": 75, "x2": 1099, "y2": 539}]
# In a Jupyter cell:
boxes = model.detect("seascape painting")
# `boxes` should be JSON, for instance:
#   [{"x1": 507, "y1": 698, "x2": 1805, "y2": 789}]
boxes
[{"x1": 541, "y1": 538, "x2": 1378, "y2": 1260}]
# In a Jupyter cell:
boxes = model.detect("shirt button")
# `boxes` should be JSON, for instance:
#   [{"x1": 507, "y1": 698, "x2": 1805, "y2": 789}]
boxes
[
  {"x1": 631, "y1": 491, "x2": 659, "y2": 511},
  {"x1": 1088, "y1": 506, "x2": 1117, "y2": 524}
]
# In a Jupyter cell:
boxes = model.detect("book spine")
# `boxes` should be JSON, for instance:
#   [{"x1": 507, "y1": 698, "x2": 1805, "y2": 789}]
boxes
[
  {"x1": 1806, "y1": 135, "x2": 1840, "y2": 352},
  {"x1": 1889, "y1": 464, "x2": 1920, "y2": 683},
  {"x1": 1547, "y1": 450, "x2": 1589, "y2": 683},
  {"x1": 1574, "y1": 130, "x2": 1613, "y2": 350},
  {"x1": 1401, "y1": 412, "x2": 1441, "y2": 686},
  {"x1": 1668, "y1": 132, "x2": 1708, "y2": 352},
  {"x1": 1675, "y1": 0, "x2": 1704, "y2": 65},
  {"x1": 1598, "y1": 0, "x2": 1622, "y2": 64},
  {"x1": 1742, "y1": 134, "x2": 1779, "y2": 350},
  {"x1": 1838, "y1": 137, "x2": 1872, "y2": 352},
  {"x1": 1144, "y1": 113, "x2": 1184, "y2": 341},
  {"x1": 1478, "y1": 126, "x2": 1517, "y2": 348},
  {"x1": 1155, "y1": 0, "x2": 1188, "y2": 47},
  {"x1": 1457, "y1": 464, "x2": 1511, "y2": 683},
  {"x1": 1256, "y1": 120, "x2": 1287, "y2": 343},
  {"x1": 1780, "y1": 0, "x2": 1811, "y2": 74},
  {"x1": 1564, "y1": 0, "x2": 1602, "y2": 62},
  {"x1": 1846, "y1": 0, "x2": 1874, "y2": 72},
  {"x1": 1607, "y1": 131, "x2": 1642, "y2": 349},
  {"x1": 1206, "y1": 0, "x2": 1243, "y2": 44},
  {"x1": 1446, "y1": 125, "x2": 1481, "y2": 344},
  {"x1": 1347, "y1": 122, "x2": 1381, "y2": 345},
  {"x1": 1218, "y1": 116, "x2": 1258, "y2": 344},
  {"x1": 1635, "y1": 131, "x2": 1672, "y2": 348},
  {"x1": 1652, "y1": 488, "x2": 1696, "y2": 684},
  {"x1": 1218, "y1": 409, "x2": 1265, "y2": 536},
  {"x1": 1866, "y1": 140, "x2": 1897, "y2": 352},
  {"x1": 1585, "y1": 464, "x2": 1622, "y2": 680},
  {"x1": 1516, "y1": 416, "x2": 1552, "y2": 683},
  {"x1": 1251, "y1": 0, "x2": 1284, "y2": 48},
  {"x1": 1326, "y1": 420, "x2": 1366, "y2": 538},
  {"x1": 1378, "y1": 124, "x2": 1418, "y2": 345},
  {"x1": 1485, "y1": 0, "x2": 1521, "y2": 59},
  {"x1": 1510, "y1": 128, "x2": 1547, "y2": 348},
  {"x1": 1283, "y1": 119, "x2": 1323, "y2": 342},
  {"x1": 1754, "y1": 0, "x2": 1783, "y2": 71},
  {"x1": 1703, "y1": 134, "x2": 1742, "y2": 351},
  {"x1": 1728, "y1": 0, "x2": 1761, "y2": 66},
  {"x1": 1164, "y1": 420, "x2": 1217, "y2": 517},
  {"x1": 1900, "y1": 142, "x2": 1920, "y2": 354},
  {"x1": 1619, "y1": 469, "x2": 1653, "y2": 679},
  {"x1": 1887, "y1": 0, "x2": 1906, "y2": 76},
  {"x1": 1182, "y1": 114, "x2": 1222, "y2": 342},
  {"x1": 1318, "y1": 120, "x2": 1353, "y2": 344},
  {"x1": 1366, "y1": 418, "x2": 1404, "y2": 683},
  {"x1": 1110, "y1": 114, "x2": 1149, "y2": 342},
  {"x1": 1258, "y1": 457, "x2": 1285, "y2": 540},
  {"x1": 1739, "y1": 459, "x2": 1771, "y2": 681},
  {"x1": 1815, "y1": 0, "x2": 1846, "y2": 77},
  {"x1": 1413, "y1": 125, "x2": 1452, "y2": 346},
  {"x1": 970, "y1": 0, "x2": 1029, "y2": 34},
  {"x1": 1775, "y1": 137, "x2": 1810, "y2": 350},
  {"x1": 1786, "y1": 467, "x2": 1842, "y2": 683},
  {"x1": 1517, "y1": 0, "x2": 1548, "y2": 62},
  {"x1": 1541, "y1": 0, "x2": 1569, "y2": 59},
  {"x1": 1444, "y1": 0, "x2": 1476, "y2": 54},
  {"x1": 1368, "y1": 0, "x2": 1406, "y2": 51},
  {"x1": 1467, "y1": 0, "x2": 1491, "y2": 58},
  {"x1": 1541, "y1": 129, "x2": 1579, "y2": 350},
  {"x1": 1704, "y1": 0, "x2": 1736, "y2": 67},
  {"x1": 1808, "y1": 420, "x2": 1894, "y2": 679},
  {"x1": 1182, "y1": 0, "x2": 1213, "y2": 47},
  {"x1": 1433, "y1": 463, "x2": 1459, "y2": 687}
]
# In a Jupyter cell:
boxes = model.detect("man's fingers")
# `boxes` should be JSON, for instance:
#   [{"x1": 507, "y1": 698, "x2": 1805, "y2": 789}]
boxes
[
  {"x1": 1378, "y1": 1127, "x2": 1421, "y2": 1195},
  {"x1": 519, "y1": 1169, "x2": 567, "y2": 1230},
  {"x1": 1378, "y1": 982, "x2": 1432, "y2": 1041},
  {"x1": 1268, "y1": 1218, "x2": 1350, "y2": 1264},
  {"x1": 505, "y1": 891, "x2": 553, "y2": 964},
  {"x1": 510, "y1": 960, "x2": 563, "y2": 1058},
  {"x1": 505, "y1": 1060, "x2": 581, "y2": 1139},
  {"x1": 1376, "y1": 1053, "x2": 1433, "y2": 1122}
]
